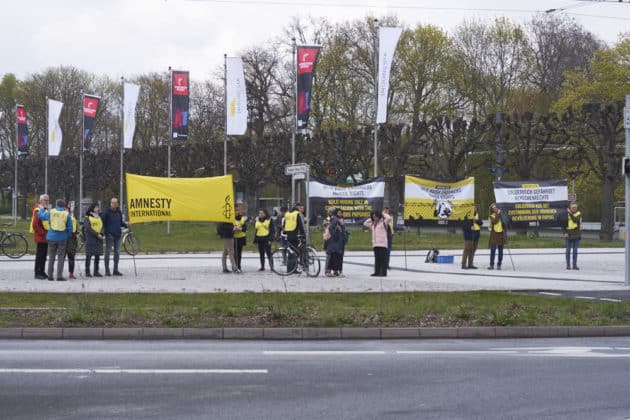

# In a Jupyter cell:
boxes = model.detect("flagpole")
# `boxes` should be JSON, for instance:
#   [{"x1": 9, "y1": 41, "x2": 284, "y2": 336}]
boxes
[
  {"x1": 167, "y1": 67, "x2": 172, "y2": 235},
  {"x1": 223, "y1": 54, "x2": 228, "y2": 176},
  {"x1": 14, "y1": 106, "x2": 18, "y2": 226},
  {"x1": 291, "y1": 37, "x2": 296, "y2": 205},
  {"x1": 80, "y1": 92, "x2": 84, "y2": 217},
  {"x1": 44, "y1": 99, "x2": 48, "y2": 195},
  {"x1": 120, "y1": 77, "x2": 125, "y2": 216},
  {"x1": 373, "y1": 20, "x2": 379, "y2": 178}
]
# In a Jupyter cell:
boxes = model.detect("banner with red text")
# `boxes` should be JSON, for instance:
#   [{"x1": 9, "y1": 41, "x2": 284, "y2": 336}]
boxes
[{"x1": 296, "y1": 45, "x2": 321, "y2": 130}]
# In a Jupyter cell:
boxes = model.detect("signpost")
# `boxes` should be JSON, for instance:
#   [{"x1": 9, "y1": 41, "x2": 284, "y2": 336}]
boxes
[{"x1": 285, "y1": 163, "x2": 311, "y2": 243}]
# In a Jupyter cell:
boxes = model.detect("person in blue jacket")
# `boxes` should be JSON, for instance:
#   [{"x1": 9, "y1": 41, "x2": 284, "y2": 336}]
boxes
[{"x1": 38, "y1": 198, "x2": 73, "y2": 281}]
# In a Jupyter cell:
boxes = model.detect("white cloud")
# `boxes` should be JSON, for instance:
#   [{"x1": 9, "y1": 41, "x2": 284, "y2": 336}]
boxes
[{"x1": 1, "y1": 0, "x2": 628, "y2": 83}]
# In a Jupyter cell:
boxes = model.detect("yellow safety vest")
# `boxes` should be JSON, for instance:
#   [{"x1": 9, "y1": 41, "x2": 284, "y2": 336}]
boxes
[
  {"x1": 30, "y1": 208, "x2": 50, "y2": 233},
  {"x1": 255, "y1": 218, "x2": 271, "y2": 237},
  {"x1": 49, "y1": 208, "x2": 69, "y2": 232},
  {"x1": 489, "y1": 214, "x2": 503, "y2": 233},
  {"x1": 472, "y1": 211, "x2": 481, "y2": 231},
  {"x1": 284, "y1": 210, "x2": 299, "y2": 232},
  {"x1": 71, "y1": 215, "x2": 77, "y2": 234},
  {"x1": 234, "y1": 216, "x2": 247, "y2": 239},
  {"x1": 87, "y1": 215, "x2": 103, "y2": 234},
  {"x1": 567, "y1": 211, "x2": 581, "y2": 230}
]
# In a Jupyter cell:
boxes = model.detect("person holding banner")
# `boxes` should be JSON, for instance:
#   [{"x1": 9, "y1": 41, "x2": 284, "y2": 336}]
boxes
[
  {"x1": 233, "y1": 207, "x2": 247, "y2": 272},
  {"x1": 488, "y1": 203, "x2": 506, "y2": 270},
  {"x1": 462, "y1": 206, "x2": 482, "y2": 269},
  {"x1": 217, "y1": 221, "x2": 239, "y2": 273},
  {"x1": 326, "y1": 208, "x2": 346, "y2": 277},
  {"x1": 563, "y1": 202, "x2": 582, "y2": 270},
  {"x1": 363, "y1": 210, "x2": 391, "y2": 277}
]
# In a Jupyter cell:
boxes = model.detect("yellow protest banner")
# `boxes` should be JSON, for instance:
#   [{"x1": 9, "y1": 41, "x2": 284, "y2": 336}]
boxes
[
  {"x1": 125, "y1": 173, "x2": 235, "y2": 223},
  {"x1": 404, "y1": 176, "x2": 475, "y2": 224}
]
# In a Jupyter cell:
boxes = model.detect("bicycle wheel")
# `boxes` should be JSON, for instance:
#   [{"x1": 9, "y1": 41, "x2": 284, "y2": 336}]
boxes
[
  {"x1": 303, "y1": 247, "x2": 321, "y2": 277},
  {"x1": 1, "y1": 233, "x2": 28, "y2": 258},
  {"x1": 271, "y1": 247, "x2": 297, "y2": 276},
  {"x1": 123, "y1": 232, "x2": 141, "y2": 256}
]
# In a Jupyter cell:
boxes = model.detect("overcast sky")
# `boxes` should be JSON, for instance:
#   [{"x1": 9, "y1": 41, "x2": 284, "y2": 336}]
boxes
[{"x1": 2, "y1": 0, "x2": 629, "y2": 82}]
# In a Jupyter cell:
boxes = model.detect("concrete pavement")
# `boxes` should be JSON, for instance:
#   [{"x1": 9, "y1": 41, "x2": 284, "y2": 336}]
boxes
[{"x1": 0, "y1": 248, "x2": 626, "y2": 293}]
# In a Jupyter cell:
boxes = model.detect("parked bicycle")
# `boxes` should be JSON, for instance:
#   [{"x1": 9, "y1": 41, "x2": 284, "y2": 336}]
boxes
[
  {"x1": 271, "y1": 235, "x2": 320, "y2": 277},
  {"x1": 121, "y1": 228, "x2": 140, "y2": 256},
  {"x1": 0, "y1": 223, "x2": 28, "y2": 258}
]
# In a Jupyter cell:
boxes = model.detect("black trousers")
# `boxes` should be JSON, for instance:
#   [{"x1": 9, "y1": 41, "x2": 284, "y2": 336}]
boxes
[
  {"x1": 329, "y1": 253, "x2": 343, "y2": 272},
  {"x1": 234, "y1": 237, "x2": 246, "y2": 269},
  {"x1": 35, "y1": 242, "x2": 48, "y2": 276},
  {"x1": 373, "y1": 246, "x2": 388, "y2": 276},
  {"x1": 256, "y1": 239, "x2": 272, "y2": 268}
]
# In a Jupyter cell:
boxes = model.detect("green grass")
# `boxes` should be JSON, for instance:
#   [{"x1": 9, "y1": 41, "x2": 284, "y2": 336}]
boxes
[
  {"x1": 0, "y1": 292, "x2": 628, "y2": 328},
  {"x1": 3, "y1": 219, "x2": 622, "y2": 254}
]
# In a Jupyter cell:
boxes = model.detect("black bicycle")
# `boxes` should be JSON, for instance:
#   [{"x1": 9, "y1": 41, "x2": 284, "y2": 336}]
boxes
[
  {"x1": 271, "y1": 235, "x2": 320, "y2": 277},
  {"x1": 0, "y1": 223, "x2": 28, "y2": 258}
]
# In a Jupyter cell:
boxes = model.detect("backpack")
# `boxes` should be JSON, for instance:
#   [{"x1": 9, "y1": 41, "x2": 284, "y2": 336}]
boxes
[{"x1": 322, "y1": 225, "x2": 331, "y2": 241}]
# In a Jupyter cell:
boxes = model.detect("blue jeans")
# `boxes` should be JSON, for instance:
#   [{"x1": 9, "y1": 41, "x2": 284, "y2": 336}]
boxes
[
  {"x1": 489, "y1": 245, "x2": 503, "y2": 267},
  {"x1": 105, "y1": 234, "x2": 121, "y2": 273},
  {"x1": 566, "y1": 238, "x2": 579, "y2": 266}
]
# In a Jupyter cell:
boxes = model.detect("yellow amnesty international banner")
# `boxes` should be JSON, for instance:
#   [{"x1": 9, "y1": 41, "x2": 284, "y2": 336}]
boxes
[
  {"x1": 404, "y1": 176, "x2": 475, "y2": 225},
  {"x1": 125, "y1": 173, "x2": 235, "y2": 224}
]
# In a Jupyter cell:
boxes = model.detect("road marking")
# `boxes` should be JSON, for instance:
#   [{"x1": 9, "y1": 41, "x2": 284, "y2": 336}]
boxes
[
  {"x1": 539, "y1": 292, "x2": 562, "y2": 296},
  {"x1": 575, "y1": 296, "x2": 596, "y2": 300},
  {"x1": 599, "y1": 298, "x2": 621, "y2": 302},
  {"x1": 396, "y1": 351, "x2": 517, "y2": 355},
  {"x1": 264, "y1": 351, "x2": 386, "y2": 356},
  {"x1": 0, "y1": 369, "x2": 268, "y2": 374}
]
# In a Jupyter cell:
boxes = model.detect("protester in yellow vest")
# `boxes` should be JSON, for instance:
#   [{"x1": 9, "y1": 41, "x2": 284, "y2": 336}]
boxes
[
  {"x1": 254, "y1": 209, "x2": 274, "y2": 271},
  {"x1": 488, "y1": 203, "x2": 506, "y2": 270},
  {"x1": 233, "y1": 207, "x2": 247, "y2": 271},
  {"x1": 31, "y1": 194, "x2": 50, "y2": 279},
  {"x1": 84, "y1": 203, "x2": 104, "y2": 277},
  {"x1": 563, "y1": 202, "x2": 582, "y2": 270},
  {"x1": 283, "y1": 203, "x2": 306, "y2": 273},
  {"x1": 37, "y1": 198, "x2": 73, "y2": 281}
]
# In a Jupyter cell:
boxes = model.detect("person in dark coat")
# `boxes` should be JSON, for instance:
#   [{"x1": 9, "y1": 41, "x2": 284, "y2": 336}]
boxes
[
  {"x1": 84, "y1": 203, "x2": 104, "y2": 277},
  {"x1": 101, "y1": 197, "x2": 128, "y2": 276},
  {"x1": 326, "y1": 209, "x2": 346, "y2": 277}
]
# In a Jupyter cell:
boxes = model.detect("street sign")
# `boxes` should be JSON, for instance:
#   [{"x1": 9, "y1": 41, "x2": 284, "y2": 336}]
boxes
[
  {"x1": 292, "y1": 173, "x2": 305, "y2": 180},
  {"x1": 284, "y1": 163, "x2": 310, "y2": 176}
]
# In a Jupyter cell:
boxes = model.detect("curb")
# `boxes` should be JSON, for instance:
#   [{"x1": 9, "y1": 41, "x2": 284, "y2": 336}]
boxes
[{"x1": 1, "y1": 326, "x2": 630, "y2": 340}]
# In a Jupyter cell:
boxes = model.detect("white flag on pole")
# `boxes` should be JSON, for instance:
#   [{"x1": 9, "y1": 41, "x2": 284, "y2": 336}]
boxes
[
  {"x1": 376, "y1": 27, "x2": 402, "y2": 124},
  {"x1": 123, "y1": 82, "x2": 140, "y2": 149},
  {"x1": 47, "y1": 99, "x2": 63, "y2": 156},
  {"x1": 226, "y1": 57, "x2": 248, "y2": 135}
]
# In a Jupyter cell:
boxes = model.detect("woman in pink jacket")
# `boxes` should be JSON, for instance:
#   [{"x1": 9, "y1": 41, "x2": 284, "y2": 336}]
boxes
[{"x1": 363, "y1": 210, "x2": 391, "y2": 277}]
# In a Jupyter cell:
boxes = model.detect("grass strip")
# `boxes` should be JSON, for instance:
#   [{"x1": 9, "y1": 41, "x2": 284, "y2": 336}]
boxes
[
  {"x1": 0, "y1": 292, "x2": 628, "y2": 328},
  {"x1": 3, "y1": 220, "x2": 623, "y2": 254}
]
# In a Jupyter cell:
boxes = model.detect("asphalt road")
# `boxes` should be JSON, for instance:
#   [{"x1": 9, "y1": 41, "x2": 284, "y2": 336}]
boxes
[{"x1": 1, "y1": 338, "x2": 630, "y2": 419}]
